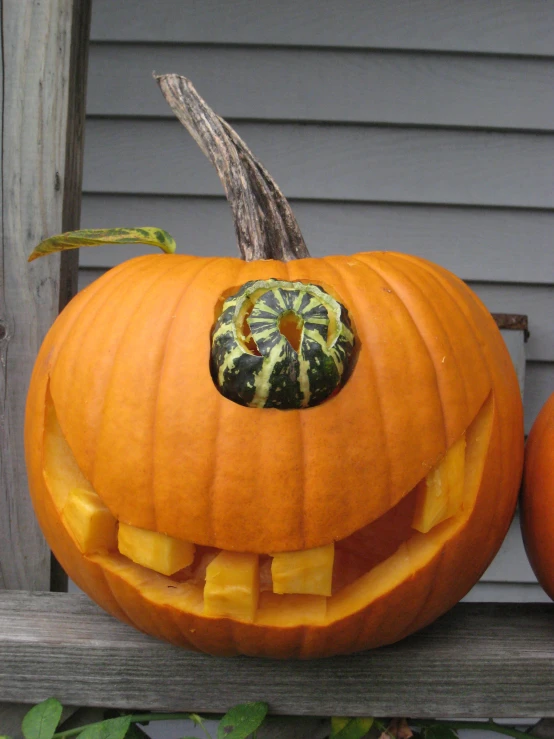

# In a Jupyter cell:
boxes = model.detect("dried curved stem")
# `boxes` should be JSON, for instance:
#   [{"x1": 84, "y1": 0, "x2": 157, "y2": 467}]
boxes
[{"x1": 155, "y1": 74, "x2": 310, "y2": 262}]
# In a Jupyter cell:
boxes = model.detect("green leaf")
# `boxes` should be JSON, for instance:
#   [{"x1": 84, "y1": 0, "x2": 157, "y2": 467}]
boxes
[
  {"x1": 22, "y1": 698, "x2": 63, "y2": 739},
  {"x1": 28, "y1": 227, "x2": 177, "y2": 262},
  {"x1": 423, "y1": 727, "x2": 459, "y2": 739},
  {"x1": 76, "y1": 716, "x2": 132, "y2": 739},
  {"x1": 217, "y1": 703, "x2": 268, "y2": 739},
  {"x1": 331, "y1": 717, "x2": 374, "y2": 739}
]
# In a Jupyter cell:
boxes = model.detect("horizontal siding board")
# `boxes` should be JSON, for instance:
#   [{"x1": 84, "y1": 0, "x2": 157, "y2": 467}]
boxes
[
  {"x1": 83, "y1": 119, "x2": 554, "y2": 208},
  {"x1": 87, "y1": 44, "x2": 554, "y2": 131},
  {"x1": 80, "y1": 195, "x2": 554, "y2": 285},
  {"x1": 90, "y1": 0, "x2": 554, "y2": 56}
]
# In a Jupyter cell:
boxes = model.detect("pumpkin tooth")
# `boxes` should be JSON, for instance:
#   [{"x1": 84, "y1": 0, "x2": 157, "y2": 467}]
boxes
[
  {"x1": 203, "y1": 551, "x2": 259, "y2": 622},
  {"x1": 412, "y1": 434, "x2": 466, "y2": 534},
  {"x1": 61, "y1": 487, "x2": 118, "y2": 555},
  {"x1": 118, "y1": 522, "x2": 195, "y2": 576},
  {"x1": 271, "y1": 542, "x2": 335, "y2": 596}
]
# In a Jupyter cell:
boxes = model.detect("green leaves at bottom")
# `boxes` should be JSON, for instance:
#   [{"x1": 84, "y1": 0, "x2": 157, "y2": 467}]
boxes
[
  {"x1": 77, "y1": 716, "x2": 132, "y2": 739},
  {"x1": 331, "y1": 717, "x2": 374, "y2": 739},
  {"x1": 217, "y1": 703, "x2": 268, "y2": 739},
  {"x1": 422, "y1": 727, "x2": 459, "y2": 739},
  {"x1": 22, "y1": 698, "x2": 63, "y2": 739}
]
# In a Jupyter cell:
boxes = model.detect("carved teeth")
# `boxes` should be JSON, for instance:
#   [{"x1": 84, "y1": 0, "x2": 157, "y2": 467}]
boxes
[
  {"x1": 271, "y1": 542, "x2": 335, "y2": 596},
  {"x1": 118, "y1": 522, "x2": 195, "y2": 576},
  {"x1": 62, "y1": 487, "x2": 118, "y2": 555},
  {"x1": 203, "y1": 551, "x2": 259, "y2": 622},
  {"x1": 412, "y1": 434, "x2": 467, "y2": 534}
]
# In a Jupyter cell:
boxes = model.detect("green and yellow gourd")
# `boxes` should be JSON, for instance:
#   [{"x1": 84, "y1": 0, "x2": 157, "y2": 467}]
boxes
[{"x1": 212, "y1": 279, "x2": 355, "y2": 409}]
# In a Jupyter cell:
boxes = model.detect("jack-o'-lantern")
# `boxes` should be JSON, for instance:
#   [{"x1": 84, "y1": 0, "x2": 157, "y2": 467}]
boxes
[
  {"x1": 25, "y1": 76, "x2": 524, "y2": 658},
  {"x1": 521, "y1": 392, "x2": 554, "y2": 600}
]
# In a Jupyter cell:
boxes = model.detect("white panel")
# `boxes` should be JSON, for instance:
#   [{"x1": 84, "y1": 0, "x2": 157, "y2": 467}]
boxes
[
  {"x1": 90, "y1": 0, "x2": 554, "y2": 56},
  {"x1": 87, "y1": 44, "x2": 554, "y2": 131},
  {"x1": 481, "y1": 514, "x2": 536, "y2": 584},
  {"x1": 524, "y1": 363, "x2": 554, "y2": 434},
  {"x1": 83, "y1": 119, "x2": 554, "y2": 208}
]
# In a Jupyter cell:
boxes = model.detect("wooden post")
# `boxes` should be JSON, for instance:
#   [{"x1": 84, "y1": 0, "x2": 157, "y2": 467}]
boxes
[
  {"x1": 0, "y1": 0, "x2": 91, "y2": 592},
  {"x1": 0, "y1": 2, "x2": 90, "y2": 734}
]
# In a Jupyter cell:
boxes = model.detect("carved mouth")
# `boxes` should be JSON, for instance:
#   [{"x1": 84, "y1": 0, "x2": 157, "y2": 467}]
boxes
[{"x1": 43, "y1": 389, "x2": 494, "y2": 627}]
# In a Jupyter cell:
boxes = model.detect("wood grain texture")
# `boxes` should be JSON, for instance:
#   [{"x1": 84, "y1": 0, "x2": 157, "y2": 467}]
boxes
[
  {"x1": 89, "y1": 0, "x2": 554, "y2": 56},
  {"x1": 87, "y1": 44, "x2": 554, "y2": 131},
  {"x1": 82, "y1": 119, "x2": 554, "y2": 208},
  {"x1": 80, "y1": 195, "x2": 554, "y2": 285},
  {"x1": 0, "y1": 0, "x2": 89, "y2": 591},
  {"x1": 0, "y1": 592, "x2": 552, "y2": 717}
]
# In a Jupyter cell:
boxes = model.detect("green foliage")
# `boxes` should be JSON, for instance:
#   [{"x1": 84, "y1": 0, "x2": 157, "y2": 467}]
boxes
[
  {"x1": 22, "y1": 698, "x2": 63, "y2": 739},
  {"x1": 331, "y1": 716, "x2": 374, "y2": 739},
  {"x1": 216, "y1": 702, "x2": 268, "y2": 739},
  {"x1": 422, "y1": 727, "x2": 459, "y2": 739},
  {"x1": 77, "y1": 717, "x2": 131, "y2": 739},
  {"x1": 10, "y1": 699, "x2": 536, "y2": 739}
]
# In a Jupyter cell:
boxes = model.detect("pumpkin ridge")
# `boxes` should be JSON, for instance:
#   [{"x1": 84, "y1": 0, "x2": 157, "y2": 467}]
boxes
[
  {"x1": 308, "y1": 256, "x2": 366, "y2": 528},
  {"x1": 89, "y1": 259, "x2": 182, "y2": 506},
  {"x1": 149, "y1": 257, "x2": 220, "y2": 536},
  {"x1": 329, "y1": 257, "x2": 396, "y2": 511},
  {"x1": 50, "y1": 258, "x2": 163, "y2": 469},
  {"x1": 384, "y1": 256, "x2": 472, "y2": 440},
  {"x1": 361, "y1": 256, "x2": 453, "y2": 452},
  {"x1": 380, "y1": 253, "x2": 484, "y2": 444},
  {"x1": 398, "y1": 256, "x2": 495, "y2": 412},
  {"x1": 209, "y1": 258, "x2": 261, "y2": 547},
  {"x1": 401, "y1": 255, "x2": 519, "y2": 501}
]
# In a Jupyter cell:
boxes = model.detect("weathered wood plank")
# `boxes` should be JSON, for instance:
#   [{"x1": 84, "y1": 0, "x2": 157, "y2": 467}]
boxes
[
  {"x1": 80, "y1": 195, "x2": 554, "y2": 286},
  {"x1": 0, "y1": 593, "x2": 552, "y2": 717},
  {"x1": 0, "y1": 0, "x2": 90, "y2": 592},
  {"x1": 89, "y1": 0, "x2": 554, "y2": 56},
  {"x1": 83, "y1": 119, "x2": 554, "y2": 208},
  {"x1": 87, "y1": 45, "x2": 554, "y2": 131}
]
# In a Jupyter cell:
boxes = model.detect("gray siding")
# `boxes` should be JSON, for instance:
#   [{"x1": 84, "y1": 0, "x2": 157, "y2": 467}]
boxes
[{"x1": 82, "y1": 0, "x2": 554, "y2": 601}]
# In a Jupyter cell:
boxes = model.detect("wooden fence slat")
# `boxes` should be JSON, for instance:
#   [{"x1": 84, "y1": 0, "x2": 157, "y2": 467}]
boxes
[
  {"x1": 1, "y1": 592, "x2": 553, "y2": 718},
  {"x1": 0, "y1": 0, "x2": 90, "y2": 592}
]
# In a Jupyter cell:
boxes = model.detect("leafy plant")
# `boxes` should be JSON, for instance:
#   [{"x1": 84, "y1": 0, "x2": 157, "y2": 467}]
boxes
[
  {"x1": 15, "y1": 699, "x2": 268, "y2": 739},
  {"x1": 6, "y1": 698, "x2": 542, "y2": 739}
]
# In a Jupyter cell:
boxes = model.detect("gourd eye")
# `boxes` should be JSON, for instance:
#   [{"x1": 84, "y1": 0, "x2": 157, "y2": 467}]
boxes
[{"x1": 210, "y1": 279, "x2": 355, "y2": 410}]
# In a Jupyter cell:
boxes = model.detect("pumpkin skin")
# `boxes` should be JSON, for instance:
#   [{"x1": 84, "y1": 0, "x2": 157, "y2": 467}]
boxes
[
  {"x1": 25, "y1": 249, "x2": 524, "y2": 658},
  {"x1": 521, "y1": 392, "x2": 554, "y2": 599}
]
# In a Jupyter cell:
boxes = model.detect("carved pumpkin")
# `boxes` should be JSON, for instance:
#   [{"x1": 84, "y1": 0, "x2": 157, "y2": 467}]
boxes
[
  {"x1": 25, "y1": 76, "x2": 524, "y2": 658},
  {"x1": 521, "y1": 392, "x2": 554, "y2": 600}
]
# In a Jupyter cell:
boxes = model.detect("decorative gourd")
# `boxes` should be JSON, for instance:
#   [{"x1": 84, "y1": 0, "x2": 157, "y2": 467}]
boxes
[
  {"x1": 520, "y1": 392, "x2": 554, "y2": 599},
  {"x1": 25, "y1": 75, "x2": 524, "y2": 658}
]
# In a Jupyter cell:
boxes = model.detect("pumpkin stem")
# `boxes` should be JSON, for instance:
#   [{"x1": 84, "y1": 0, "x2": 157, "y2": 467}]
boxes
[{"x1": 155, "y1": 74, "x2": 310, "y2": 263}]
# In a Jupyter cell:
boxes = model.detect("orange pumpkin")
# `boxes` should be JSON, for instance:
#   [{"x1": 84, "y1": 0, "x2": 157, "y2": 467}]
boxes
[
  {"x1": 521, "y1": 392, "x2": 554, "y2": 600},
  {"x1": 25, "y1": 76, "x2": 524, "y2": 658}
]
